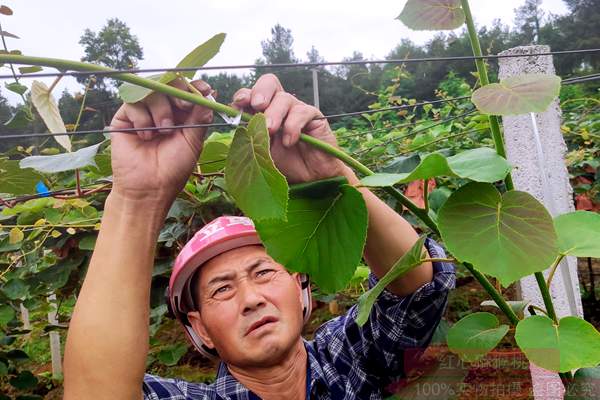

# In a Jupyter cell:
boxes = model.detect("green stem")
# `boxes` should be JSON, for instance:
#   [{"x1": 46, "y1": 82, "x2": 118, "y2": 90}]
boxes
[
  {"x1": 535, "y1": 271, "x2": 558, "y2": 324},
  {"x1": 546, "y1": 254, "x2": 565, "y2": 288},
  {"x1": 460, "y1": 0, "x2": 514, "y2": 191},
  {"x1": 462, "y1": 262, "x2": 520, "y2": 325},
  {"x1": 423, "y1": 179, "x2": 430, "y2": 214}
]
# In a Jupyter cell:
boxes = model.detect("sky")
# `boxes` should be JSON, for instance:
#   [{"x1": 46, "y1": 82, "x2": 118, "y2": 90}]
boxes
[{"x1": 2, "y1": 0, "x2": 569, "y2": 104}]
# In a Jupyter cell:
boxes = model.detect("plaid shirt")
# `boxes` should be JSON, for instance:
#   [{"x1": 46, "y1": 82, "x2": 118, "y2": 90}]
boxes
[{"x1": 143, "y1": 238, "x2": 455, "y2": 399}]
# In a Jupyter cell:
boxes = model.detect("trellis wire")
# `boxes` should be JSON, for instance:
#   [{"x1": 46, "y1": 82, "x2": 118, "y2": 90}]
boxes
[
  {"x1": 3, "y1": 48, "x2": 600, "y2": 80},
  {"x1": 0, "y1": 96, "x2": 472, "y2": 140}
]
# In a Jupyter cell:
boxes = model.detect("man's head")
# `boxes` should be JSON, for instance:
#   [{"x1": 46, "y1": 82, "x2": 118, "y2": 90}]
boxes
[{"x1": 186, "y1": 244, "x2": 305, "y2": 368}]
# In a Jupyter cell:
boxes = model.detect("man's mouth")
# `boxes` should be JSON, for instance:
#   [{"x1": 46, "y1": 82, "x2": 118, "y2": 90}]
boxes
[{"x1": 245, "y1": 316, "x2": 278, "y2": 336}]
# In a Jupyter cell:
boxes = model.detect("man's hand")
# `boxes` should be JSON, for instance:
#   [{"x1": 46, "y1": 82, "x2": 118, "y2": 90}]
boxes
[
  {"x1": 231, "y1": 74, "x2": 348, "y2": 184},
  {"x1": 109, "y1": 79, "x2": 214, "y2": 207}
]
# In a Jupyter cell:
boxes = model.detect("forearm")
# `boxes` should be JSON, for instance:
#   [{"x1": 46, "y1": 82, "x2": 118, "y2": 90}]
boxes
[
  {"x1": 64, "y1": 191, "x2": 168, "y2": 399},
  {"x1": 342, "y1": 168, "x2": 433, "y2": 296}
]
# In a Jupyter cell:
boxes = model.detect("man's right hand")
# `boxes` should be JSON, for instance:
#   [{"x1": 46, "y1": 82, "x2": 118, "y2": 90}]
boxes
[{"x1": 109, "y1": 79, "x2": 214, "y2": 208}]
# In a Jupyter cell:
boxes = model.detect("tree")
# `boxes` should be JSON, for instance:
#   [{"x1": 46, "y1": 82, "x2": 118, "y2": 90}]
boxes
[
  {"x1": 79, "y1": 18, "x2": 144, "y2": 88},
  {"x1": 260, "y1": 24, "x2": 298, "y2": 64},
  {"x1": 514, "y1": 0, "x2": 545, "y2": 44}
]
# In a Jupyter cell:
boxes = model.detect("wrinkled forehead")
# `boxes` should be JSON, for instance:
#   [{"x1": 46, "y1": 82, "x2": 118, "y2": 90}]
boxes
[{"x1": 197, "y1": 245, "x2": 272, "y2": 287}]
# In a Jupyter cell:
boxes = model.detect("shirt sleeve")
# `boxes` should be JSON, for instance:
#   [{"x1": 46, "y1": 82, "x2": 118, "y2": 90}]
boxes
[{"x1": 312, "y1": 238, "x2": 455, "y2": 386}]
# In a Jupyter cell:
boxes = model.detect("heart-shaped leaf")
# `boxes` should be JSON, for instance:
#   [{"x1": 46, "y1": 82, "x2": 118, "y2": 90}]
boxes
[
  {"x1": 447, "y1": 312, "x2": 509, "y2": 362},
  {"x1": 438, "y1": 182, "x2": 558, "y2": 287},
  {"x1": 157, "y1": 343, "x2": 188, "y2": 366},
  {"x1": 356, "y1": 236, "x2": 426, "y2": 326},
  {"x1": 31, "y1": 80, "x2": 71, "y2": 152},
  {"x1": 0, "y1": 159, "x2": 43, "y2": 195},
  {"x1": 472, "y1": 74, "x2": 561, "y2": 116},
  {"x1": 199, "y1": 131, "x2": 232, "y2": 173},
  {"x1": 564, "y1": 367, "x2": 600, "y2": 400},
  {"x1": 119, "y1": 33, "x2": 225, "y2": 103},
  {"x1": 1, "y1": 278, "x2": 28, "y2": 300},
  {"x1": 554, "y1": 211, "x2": 600, "y2": 257},
  {"x1": 225, "y1": 113, "x2": 288, "y2": 221},
  {"x1": 397, "y1": 0, "x2": 465, "y2": 31},
  {"x1": 20, "y1": 142, "x2": 103, "y2": 173},
  {"x1": 360, "y1": 148, "x2": 511, "y2": 187},
  {"x1": 515, "y1": 316, "x2": 600, "y2": 372},
  {"x1": 255, "y1": 182, "x2": 368, "y2": 293}
]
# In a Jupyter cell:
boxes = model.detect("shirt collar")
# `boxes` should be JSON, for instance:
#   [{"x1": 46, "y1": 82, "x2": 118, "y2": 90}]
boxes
[{"x1": 213, "y1": 339, "x2": 325, "y2": 399}]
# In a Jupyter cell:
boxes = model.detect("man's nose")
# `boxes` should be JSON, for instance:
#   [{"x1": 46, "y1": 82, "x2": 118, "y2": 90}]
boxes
[{"x1": 239, "y1": 281, "x2": 266, "y2": 315}]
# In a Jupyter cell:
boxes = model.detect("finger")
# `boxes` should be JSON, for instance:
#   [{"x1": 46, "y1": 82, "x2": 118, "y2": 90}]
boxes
[
  {"x1": 263, "y1": 91, "x2": 296, "y2": 134},
  {"x1": 250, "y1": 73, "x2": 283, "y2": 111},
  {"x1": 111, "y1": 103, "x2": 156, "y2": 141},
  {"x1": 143, "y1": 93, "x2": 175, "y2": 134},
  {"x1": 180, "y1": 100, "x2": 214, "y2": 155},
  {"x1": 231, "y1": 88, "x2": 251, "y2": 109},
  {"x1": 169, "y1": 78, "x2": 194, "y2": 110},
  {"x1": 282, "y1": 104, "x2": 323, "y2": 147}
]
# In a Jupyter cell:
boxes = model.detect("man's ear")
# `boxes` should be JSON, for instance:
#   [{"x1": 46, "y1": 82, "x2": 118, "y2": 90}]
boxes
[{"x1": 187, "y1": 311, "x2": 215, "y2": 349}]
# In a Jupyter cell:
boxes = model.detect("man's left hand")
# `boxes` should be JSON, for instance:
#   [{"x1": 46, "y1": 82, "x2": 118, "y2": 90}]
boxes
[{"x1": 231, "y1": 74, "x2": 350, "y2": 184}]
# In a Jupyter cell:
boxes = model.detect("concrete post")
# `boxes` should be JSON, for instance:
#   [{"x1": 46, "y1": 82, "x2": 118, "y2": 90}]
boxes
[
  {"x1": 47, "y1": 294, "x2": 62, "y2": 378},
  {"x1": 312, "y1": 69, "x2": 320, "y2": 109},
  {"x1": 498, "y1": 45, "x2": 584, "y2": 399}
]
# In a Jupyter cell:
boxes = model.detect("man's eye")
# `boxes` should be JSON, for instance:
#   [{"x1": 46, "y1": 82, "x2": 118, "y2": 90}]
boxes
[
  {"x1": 256, "y1": 269, "x2": 274, "y2": 278},
  {"x1": 214, "y1": 286, "x2": 230, "y2": 295}
]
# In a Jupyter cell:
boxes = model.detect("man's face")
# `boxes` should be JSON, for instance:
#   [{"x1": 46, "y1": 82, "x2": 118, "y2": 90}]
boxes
[{"x1": 187, "y1": 245, "x2": 304, "y2": 368}]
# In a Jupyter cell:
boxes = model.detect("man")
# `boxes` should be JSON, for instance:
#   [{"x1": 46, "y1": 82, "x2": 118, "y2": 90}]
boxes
[{"x1": 63, "y1": 74, "x2": 455, "y2": 399}]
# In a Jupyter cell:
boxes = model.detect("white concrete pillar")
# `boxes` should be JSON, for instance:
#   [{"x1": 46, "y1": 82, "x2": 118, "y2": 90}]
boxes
[{"x1": 498, "y1": 45, "x2": 584, "y2": 399}]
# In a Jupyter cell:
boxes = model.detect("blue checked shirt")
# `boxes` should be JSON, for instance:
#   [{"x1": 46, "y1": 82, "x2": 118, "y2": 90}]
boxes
[{"x1": 143, "y1": 238, "x2": 455, "y2": 399}]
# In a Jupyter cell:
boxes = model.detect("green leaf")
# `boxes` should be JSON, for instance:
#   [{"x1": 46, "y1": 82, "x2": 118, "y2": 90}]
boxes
[
  {"x1": 35, "y1": 255, "x2": 85, "y2": 291},
  {"x1": 356, "y1": 237, "x2": 427, "y2": 326},
  {"x1": 199, "y1": 131, "x2": 232, "y2": 173},
  {"x1": 382, "y1": 153, "x2": 421, "y2": 173},
  {"x1": 565, "y1": 367, "x2": 600, "y2": 400},
  {"x1": 480, "y1": 300, "x2": 530, "y2": 315},
  {"x1": 0, "y1": 305, "x2": 15, "y2": 326},
  {"x1": 118, "y1": 73, "x2": 164, "y2": 104},
  {"x1": 89, "y1": 153, "x2": 112, "y2": 176},
  {"x1": 4, "y1": 107, "x2": 30, "y2": 129},
  {"x1": 255, "y1": 183, "x2": 368, "y2": 293},
  {"x1": 9, "y1": 371, "x2": 37, "y2": 390},
  {"x1": 156, "y1": 343, "x2": 188, "y2": 366},
  {"x1": 119, "y1": 33, "x2": 225, "y2": 103},
  {"x1": 0, "y1": 361, "x2": 7, "y2": 376},
  {"x1": 0, "y1": 159, "x2": 42, "y2": 195},
  {"x1": 397, "y1": 0, "x2": 465, "y2": 31},
  {"x1": 438, "y1": 182, "x2": 558, "y2": 287},
  {"x1": 447, "y1": 312, "x2": 509, "y2": 362},
  {"x1": 554, "y1": 211, "x2": 600, "y2": 257},
  {"x1": 5, "y1": 82, "x2": 27, "y2": 95},
  {"x1": 18, "y1": 66, "x2": 42, "y2": 74},
  {"x1": 360, "y1": 148, "x2": 511, "y2": 187},
  {"x1": 225, "y1": 114, "x2": 288, "y2": 221},
  {"x1": 78, "y1": 235, "x2": 97, "y2": 250},
  {"x1": 1, "y1": 279, "x2": 28, "y2": 300},
  {"x1": 472, "y1": 74, "x2": 561, "y2": 116},
  {"x1": 31, "y1": 80, "x2": 71, "y2": 152},
  {"x1": 162, "y1": 32, "x2": 226, "y2": 82},
  {"x1": 515, "y1": 316, "x2": 600, "y2": 373},
  {"x1": 19, "y1": 142, "x2": 103, "y2": 173}
]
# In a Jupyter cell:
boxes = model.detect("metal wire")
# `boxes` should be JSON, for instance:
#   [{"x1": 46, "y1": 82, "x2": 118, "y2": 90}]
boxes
[
  {"x1": 563, "y1": 73, "x2": 600, "y2": 85},
  {"x1": 355, "y1": 109, "x2": 477, "y2": 155},
  {"x1": 0, "y1": 96, "x2": 472, "y2": 140},
  {"x1": 4, "y1": 48, "x2": 600, "y2": 80}
]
